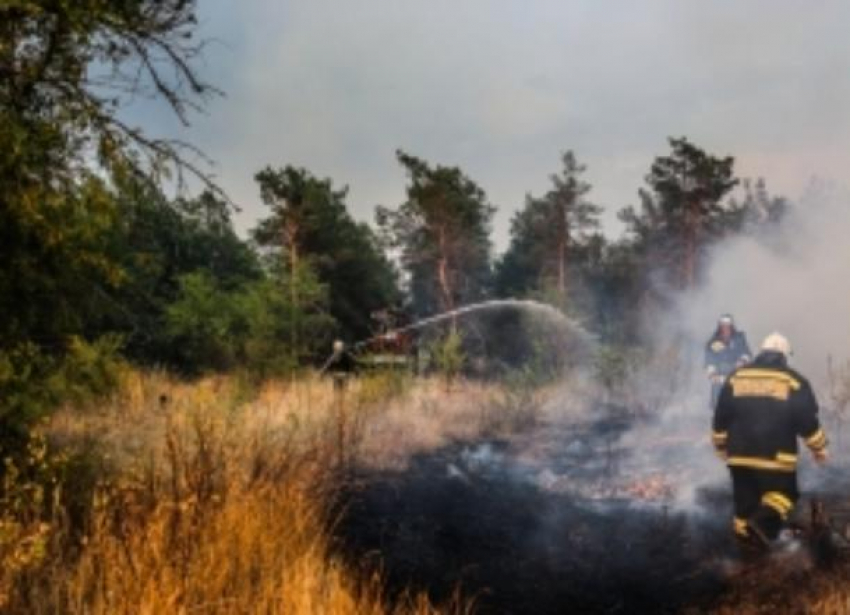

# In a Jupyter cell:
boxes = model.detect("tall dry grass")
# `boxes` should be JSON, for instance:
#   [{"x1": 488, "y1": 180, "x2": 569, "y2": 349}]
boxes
[
  {"x1": 1, "y1": 370, "x2": 475, "y2": 615},
  {"x1": 9, "y1": 368, "x2": 847, "y2": 614},
  {"x1": 703, "y1": 569, "x2": 850, "y2": 615}
]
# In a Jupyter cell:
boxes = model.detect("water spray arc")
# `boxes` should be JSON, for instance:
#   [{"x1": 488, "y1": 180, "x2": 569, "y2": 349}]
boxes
[{"x1": 320, "y1": 298, "x2": 594, "y2": 374}]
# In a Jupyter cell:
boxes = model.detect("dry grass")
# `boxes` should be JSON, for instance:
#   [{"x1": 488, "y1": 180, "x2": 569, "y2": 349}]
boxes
[
  {"x1": 8, "y1": 368, "x2": 848, "y2": 613},
  {"x1": 705, "y1": 568, "x2": 850, "y2": 615},
  {"x1": 1, "y1": 370, "x2": 479, "y2": 615}
]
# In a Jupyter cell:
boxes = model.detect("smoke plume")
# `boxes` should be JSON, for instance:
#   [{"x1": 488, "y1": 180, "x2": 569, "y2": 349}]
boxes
[
  {"x1": 629, "y1": 182, "x2": 850, "y2": 507},
  {"x1": 678, "y1": 182, "x2": 850, "y2": 389}
]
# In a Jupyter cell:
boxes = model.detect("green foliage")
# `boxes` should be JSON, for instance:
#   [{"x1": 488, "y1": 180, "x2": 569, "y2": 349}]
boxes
[
  {"x1": 0, "y1": 337, "x2": 125, "y2": 459},
  {"x1": 430, "y1": 330, "x2": 466, "y2": 386},
  {"x1": 1, "y1": 0, "x2": 213, "y2": 183},
  {"x1": 164, "y1": 265, "x2": 334, "y2": 379},
  {"x1": 0, "y1": 0, "x2": 215, "y2": 351},
  {"x1": 0, "y1": 0, "x2": 217, "y2": 459},
  {"x1": 735, "y1": 178, "x2": 790, "y2": 232},
  {"x1": 0, "y1": 345, "x2": 58, "y2": 453},
  {"x1": 165, "y1": 273, "x2": 241, "y2": 373},
  {"x1": 619, "y1": 137, "x2": 740, "y2": 290},
  {"x1": 97, "y1": 184, "x2": 261, "y2": 369},
  {"x1": 237, "y1": 267, "x2": 335, "y2": 378},
  {"x1": 0, "y1": 175, "x2": 120, "y2": 349},
  {"x1": 48, "y1": 335, "x2": 125, "y2": 407},
  {"x1": 377, "y1": 151, "x2": 494, "y2": 316},
  {"x1": 496, "y1": 151, "x2": 601, "y2": 303},
  {"x1": 253, "y1": 166, "x2": 399, "y2": 341}
]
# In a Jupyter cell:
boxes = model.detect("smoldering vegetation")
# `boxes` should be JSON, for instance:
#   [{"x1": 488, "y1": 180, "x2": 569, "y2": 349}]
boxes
[
  {"x1": 338, "y1": 417, "x2": 731, "y2": 614},
  {"x1": 332, "y1": 191, "x2": 850, "y2": 614},
  {"x1": 6, "y1": 4, "x2": 850, "y2": 614},
  {"x1": 335, "y1": 365, "x2": 850, "y2": 614}
]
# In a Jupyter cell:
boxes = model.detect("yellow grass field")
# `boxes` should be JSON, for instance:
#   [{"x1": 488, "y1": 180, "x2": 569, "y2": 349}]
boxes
[
  {"x1": 3, "y1": 370, "x2": 850, "y2": 614},
  {"x1": 1, "y1": 370, "x2": 496, "y2": 614}
]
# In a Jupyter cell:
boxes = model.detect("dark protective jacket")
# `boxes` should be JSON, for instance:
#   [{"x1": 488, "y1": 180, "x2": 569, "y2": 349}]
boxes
[
  {"x1": 705, "y1": 328, "x2": 752, "y2": 376},
  {"x1": 712, "y1": 352, "x2": 827, "y2": 472}
]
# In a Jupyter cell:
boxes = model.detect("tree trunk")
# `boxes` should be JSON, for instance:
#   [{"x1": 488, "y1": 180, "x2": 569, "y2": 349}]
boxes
[
  {"x1": 682, "y1": 199, "x2": 698, "y2": 289},
  {"x1": 436, "y1": 226, "x2": 456, "y2": 330},
  {"x1": 556, "y1": 201, "x2": 568, "y2": 304},
  {"x1": 285, "y1": 219, "x2": 300, "y2": 361}
]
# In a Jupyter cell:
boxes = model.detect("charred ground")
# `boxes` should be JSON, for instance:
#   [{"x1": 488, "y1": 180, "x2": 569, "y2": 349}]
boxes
[{"x1": 336, "y1": 408, "x2": 749, "y2": 614}]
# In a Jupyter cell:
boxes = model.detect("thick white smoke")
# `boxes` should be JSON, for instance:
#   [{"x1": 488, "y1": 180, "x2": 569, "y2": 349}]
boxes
[
  {"x1": 623, "y1": 184, "x2": 850, "y2": 509},
  {"x1": 678, "y1": 184, "x2": 850, "y2": 389},
  {"x1": 423, "y1": 188, "x2": 850, "y2": 515}
]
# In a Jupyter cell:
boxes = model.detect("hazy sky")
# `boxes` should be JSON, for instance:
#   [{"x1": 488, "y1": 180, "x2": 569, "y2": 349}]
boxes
[{"x1": 130, "y1": 1, "x2": 850, "y2": 250}]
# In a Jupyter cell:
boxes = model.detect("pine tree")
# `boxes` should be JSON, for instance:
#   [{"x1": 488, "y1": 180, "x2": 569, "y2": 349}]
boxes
[
  {"x1": 619, "y1": 137, "x2": 739, "y2": 290},
  {"x1": 253, "y1": 166, "x2": 399, "y2": 343},
  {"x1": 496, "y1": 151, "x2": 601, "y2": 306},
  {"x1": 377, "y1": 151, "x2": 494, "y2": 319}
]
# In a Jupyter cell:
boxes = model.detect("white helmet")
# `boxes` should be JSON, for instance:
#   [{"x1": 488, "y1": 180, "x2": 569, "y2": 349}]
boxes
[{"x1": 761, "y1": 332, "x2": 792, "y2": 358}]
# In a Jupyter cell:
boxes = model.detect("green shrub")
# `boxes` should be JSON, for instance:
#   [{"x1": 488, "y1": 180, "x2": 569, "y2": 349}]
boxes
[
  {"x1": 0, "y1": 336, "x2": 124, "y2": 462},
  {"x1": 430, "y1": 330, "x2": 466, "y2": 387}
]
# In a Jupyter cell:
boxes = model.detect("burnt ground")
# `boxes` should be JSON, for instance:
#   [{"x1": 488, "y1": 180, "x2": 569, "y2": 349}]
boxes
[
  {"x1": 334, "y1": 411, "x2": 747, "y2": 614},
  {"x1": 335, "y1": 407, "x2": 850, "y2": 614}
]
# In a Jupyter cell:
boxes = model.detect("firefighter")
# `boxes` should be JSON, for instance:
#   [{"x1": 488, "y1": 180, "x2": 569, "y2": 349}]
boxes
[
  {"x1": 705, "y1": 314, "x2": 751, "y2": 409},
  {"x1": 711, "y1": 332, "x2": 828, "y2": 553},
  {"x1": 327, "y1": 340, "x2": 355, "y2": 387}
]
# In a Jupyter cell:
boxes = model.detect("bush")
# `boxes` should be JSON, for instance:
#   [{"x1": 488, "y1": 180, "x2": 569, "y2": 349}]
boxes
[
  {"x1": 0, "y1": 336, "x2": 125, "y2": 461},
  {"x1": 430, "y1": 330, "x2": 466, "y2": 388}
]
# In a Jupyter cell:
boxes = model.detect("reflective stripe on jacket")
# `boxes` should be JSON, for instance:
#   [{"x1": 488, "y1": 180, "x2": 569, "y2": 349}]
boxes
[{"x1": 711, "y1": 352, "x2": 826, "y2": 471}]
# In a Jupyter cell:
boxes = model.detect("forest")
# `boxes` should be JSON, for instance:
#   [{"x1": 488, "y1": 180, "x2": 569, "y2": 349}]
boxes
[
  {"x1": 2, "y1": 2, "x2": 848, "y2": 614},
  {"x1": 0, "y1": 0, "x2": 791, "y2": 452}
]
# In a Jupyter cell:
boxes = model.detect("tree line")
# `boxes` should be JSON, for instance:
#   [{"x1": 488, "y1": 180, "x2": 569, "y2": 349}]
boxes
[{"x1": 1, "y1": 1, "x2": 791, "y2": 458}]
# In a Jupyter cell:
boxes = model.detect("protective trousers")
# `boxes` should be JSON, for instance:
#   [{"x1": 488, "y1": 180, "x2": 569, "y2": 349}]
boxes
[{"x1": 730, "y1": 467, "x2": 798, "y2": 549}]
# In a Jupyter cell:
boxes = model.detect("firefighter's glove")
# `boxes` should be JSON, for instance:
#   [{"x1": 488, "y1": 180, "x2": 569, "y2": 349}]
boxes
[
  {"x1": 812, "y1": 448, "x2": 829, "y2": 466},
  {"x1": 711, "y1": 431, "x2": 728, "y2": 460}
]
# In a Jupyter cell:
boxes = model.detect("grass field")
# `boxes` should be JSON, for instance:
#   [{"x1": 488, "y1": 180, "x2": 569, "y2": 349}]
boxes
[
  {"x1": 2, "y1": 369, "x2": 850, "y2": 614},
  {"x1": 1, "y1": 370, "x2": 500, "y2": 614}
]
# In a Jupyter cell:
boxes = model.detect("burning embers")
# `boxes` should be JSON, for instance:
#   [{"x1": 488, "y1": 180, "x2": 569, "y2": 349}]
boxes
[
  {"x1": 626, "y1": 474, "x2": 676, "y2": 500},
  {"x1": 450, "y1": 419, "x2": 688, "y2": 509},
  {"x1": 339, "y1": 405, "x2": 850, "y2": 613},
  {"x1": 536, "y1": 468, "x2": 674, "y2": 502},
  {"x1": 338, "y1": 417, "x2": 732, "y2": 614}
]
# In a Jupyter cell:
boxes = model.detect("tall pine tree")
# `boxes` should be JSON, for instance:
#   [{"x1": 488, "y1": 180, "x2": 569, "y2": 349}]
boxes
[
  {"x1": 496, "y1": 151, "x2": 601, "y2": 307},
  {"x1": 377, "y1": 151, "x2": 494, "y2": 318},
  {"x1": 253, "y1": 166, "x2": 399, "y2": 343},
  {"x1": 619, "y1": 137, "x2": 739, "y2": 290}
]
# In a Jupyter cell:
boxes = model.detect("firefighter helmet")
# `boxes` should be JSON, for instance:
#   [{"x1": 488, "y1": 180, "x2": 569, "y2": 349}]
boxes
[{"x1": 761, "y1": 332, "x2": 792, "y2": 357}]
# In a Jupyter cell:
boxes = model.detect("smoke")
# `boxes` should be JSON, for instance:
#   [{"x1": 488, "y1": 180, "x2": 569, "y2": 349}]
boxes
[
  {"x1": 336, "y1": 188, "x2": 850, "y2": 612},
  {"x1": 624, "y1": 182, "x2": 850, "y2": 509},
  {"x1": 677, "y1": 183, "x2": 850, "y2": 388},
  {"x1": 423, "y1": 188, "x2": 850, "y2": 514}
]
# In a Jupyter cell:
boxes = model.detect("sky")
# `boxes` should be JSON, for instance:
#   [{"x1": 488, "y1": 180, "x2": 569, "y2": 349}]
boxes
[{"x1": 129, "y1": 1, "x2": 850, "y2": 251}]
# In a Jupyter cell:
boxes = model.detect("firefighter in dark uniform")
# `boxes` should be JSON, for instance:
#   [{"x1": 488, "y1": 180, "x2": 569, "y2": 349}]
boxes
[
  {"x1": 712, "y1": 332, "x2": 828, "y2": 551},
  {"x1": 326, "y1": 339, "x2": 356, "y2": 391},
  {"x1": 705, "y1": 314, "x2": 752, "y2": 409}
]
